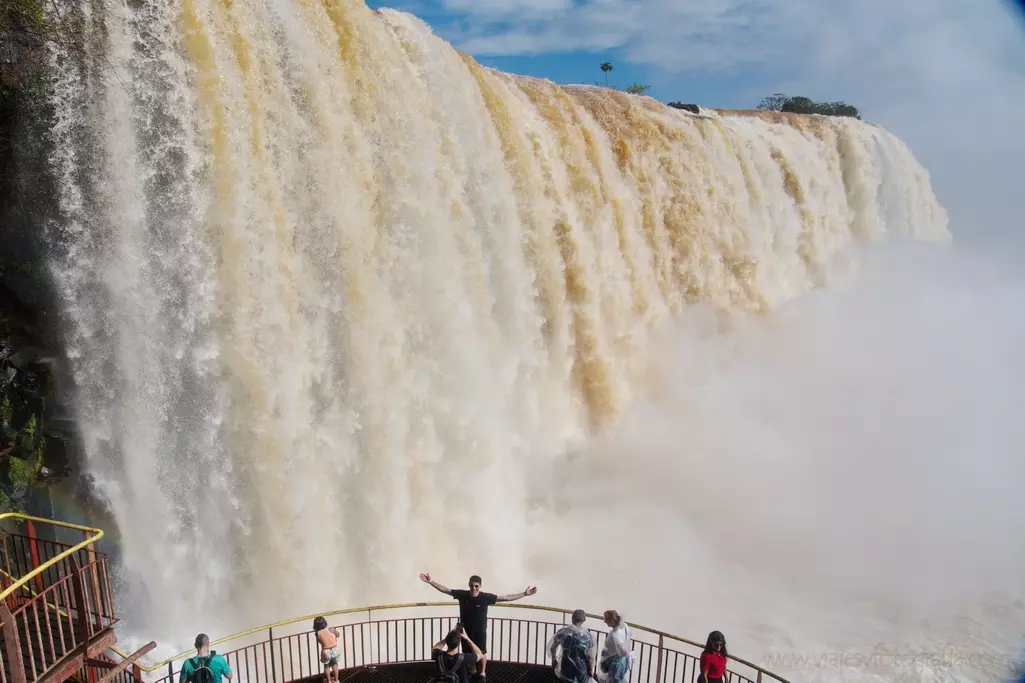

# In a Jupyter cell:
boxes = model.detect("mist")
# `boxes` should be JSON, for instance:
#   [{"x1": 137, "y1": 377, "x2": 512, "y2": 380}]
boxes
[{"x1": 526, "y1": 240, "x2": 1025, "y2": 682}]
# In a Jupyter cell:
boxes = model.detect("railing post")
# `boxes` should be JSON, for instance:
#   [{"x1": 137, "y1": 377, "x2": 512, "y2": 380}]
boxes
[
  {"x1": 655, "y1": 634, "x2": 664, "y2": 683},
  {"x1": 756, "y1": 672, "x2": 763, "y2": 683},
  {"x1": 1, "y1": 536, "x2": 11, "y2": 592},
  {"x1": 85, "y1": 529, "x2": 104, "y2": 626},
  {"x1": 1, "y1": 600, "x2": 27, "y2": 683},
  {"x1": 25, "y1": 518, "x2": 44, "y2": 594},
  {"x1": 69, "y1": 554, "x2": 93, "y2": 643},
  {"x1": 269, "y1": 626, "x2": 277, "y2": 683}
]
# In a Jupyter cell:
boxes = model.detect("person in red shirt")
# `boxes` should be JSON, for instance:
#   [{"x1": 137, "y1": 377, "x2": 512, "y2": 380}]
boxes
[{"x1": 699, "y1": 631, "x2": 728, "y2": 683}]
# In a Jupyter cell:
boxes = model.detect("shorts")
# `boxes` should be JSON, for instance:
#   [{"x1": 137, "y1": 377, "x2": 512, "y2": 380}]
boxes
[
  {"x1": 321, "y1": 647, "x2": 340, "y2": 666},
  {"x1": 461, "y1": 628, "x2": 487, "y2": 654}
]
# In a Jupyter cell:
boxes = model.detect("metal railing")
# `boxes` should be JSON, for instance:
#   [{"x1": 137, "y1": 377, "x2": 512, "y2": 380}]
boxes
[
  {"x1": 0, "y1": 512, "x2": 117, "y2": 683},
  {"x1": 133, "y1": 603, "x2": 788, "y2": 683},
  {"x1": 0, "y1": 513, "x2": 792, "y2": 683}
]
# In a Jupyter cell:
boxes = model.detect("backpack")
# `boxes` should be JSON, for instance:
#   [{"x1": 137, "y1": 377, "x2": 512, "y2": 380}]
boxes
[
  {"x1": 436, "y1": 653, "x2": 464, "y2": 683},
  {"x1": 187, "y1": 654, "x2": 216, "y2": 683}
]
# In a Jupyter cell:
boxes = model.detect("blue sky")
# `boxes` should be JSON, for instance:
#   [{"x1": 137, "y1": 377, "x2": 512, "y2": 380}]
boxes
[
  {"x1": 365, "y1": 0, "x2": 1025, "y2": 243},
  {"x1": 365, "y1": 0, "x2": 801, "y2": 109}
]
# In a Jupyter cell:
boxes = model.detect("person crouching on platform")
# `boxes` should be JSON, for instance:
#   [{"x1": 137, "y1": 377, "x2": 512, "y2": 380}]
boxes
[{"x1": 433, "y1": 624, "x2": 487, "y2": 683}]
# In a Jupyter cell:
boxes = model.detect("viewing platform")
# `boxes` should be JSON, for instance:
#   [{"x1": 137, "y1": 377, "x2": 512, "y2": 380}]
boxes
[
  {"x1": 0, "y1": 515, "x2": 791, "y2": 683},
  {"x1": 136, "y1": 603, "x2": 790, "y2": 683}
]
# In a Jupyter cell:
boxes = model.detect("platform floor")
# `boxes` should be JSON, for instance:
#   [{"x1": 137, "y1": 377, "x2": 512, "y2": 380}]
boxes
[{"x1": 291, "y1": 660, "x2": 560, "y2": 683}]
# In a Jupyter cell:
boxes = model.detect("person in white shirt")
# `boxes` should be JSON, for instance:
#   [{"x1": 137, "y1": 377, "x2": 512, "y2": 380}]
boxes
[{"x1": 598, "y1": 610, "x2": 634, "y2": 683}]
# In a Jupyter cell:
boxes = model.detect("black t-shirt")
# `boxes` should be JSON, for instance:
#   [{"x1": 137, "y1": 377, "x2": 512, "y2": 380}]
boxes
[
  {"x1": 432, "y1": 649, "x2": 479, "y2": 683},
  {"x1": 450, "y1": 590, "x2": 497, "y2": 634}
]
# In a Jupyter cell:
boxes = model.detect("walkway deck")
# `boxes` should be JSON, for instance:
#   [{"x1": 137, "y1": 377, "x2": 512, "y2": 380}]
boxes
[{"x1": 290, "y1": 661, "x2": 558, "y2": 683}]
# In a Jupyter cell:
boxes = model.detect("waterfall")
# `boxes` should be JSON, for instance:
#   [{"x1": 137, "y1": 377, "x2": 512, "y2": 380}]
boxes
[{"x1": 43, "y1": 0, "x2": 949, "y2": 651}]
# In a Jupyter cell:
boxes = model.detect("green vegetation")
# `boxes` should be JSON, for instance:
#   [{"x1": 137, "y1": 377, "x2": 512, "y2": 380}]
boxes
[
  {"x1": 0, "y1": 401, "x2": 46, "y2": 512},
  {"x1": 593, "y1": 63, "x2": 651, "y2": 96},
  {"x1": 756, "y1": 93, "x2": 862, "y2": 119},
  {"x1": 0, "y1": 310, "x2": 55, "y2": 513},
  {"x1": 1, "y1": 255, "x2": 58, "y2": 513},
  {"x1": 623, "y1": 83, "x2": 650, "y2": 95},
  {"x1": 1, "y1": 0, "x2": 52, "y2": 87},
  {"x1": 0, "y1": 0, "x2": 47, "y2": 41}
]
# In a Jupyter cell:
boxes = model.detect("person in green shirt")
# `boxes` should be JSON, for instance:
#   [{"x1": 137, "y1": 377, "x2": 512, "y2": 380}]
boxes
[{"x1": 179, "y1": 633, "x2": 233, "y2": 683}]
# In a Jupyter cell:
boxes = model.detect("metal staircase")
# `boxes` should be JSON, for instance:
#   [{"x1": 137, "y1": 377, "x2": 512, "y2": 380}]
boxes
[{"x1": 0, "y1": 513, "x2": 149, "y2": 683}]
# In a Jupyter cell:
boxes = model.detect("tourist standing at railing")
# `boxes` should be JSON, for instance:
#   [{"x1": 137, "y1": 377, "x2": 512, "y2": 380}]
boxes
[
  {"x1": 419, "y1": 572, "x2": 538, "y2": 655},
  {"x1": 548, "y1": 609, "x2": 597, "y2": 683},
  {"x1": 179, "y1": 633, "x2": 233, "y2": 683},
  {"x1": 698, "y1": 631, "x2": 728, "y2": 683},
  {"x1": 433, "y1": 625, "x2": 487, "y2": 683},
  {"x1": 314, "y1": 616, "x2": 342, "y2": 683},
  {"x1": 598, "y1": 610, "x2": 634, "y2": 683}
]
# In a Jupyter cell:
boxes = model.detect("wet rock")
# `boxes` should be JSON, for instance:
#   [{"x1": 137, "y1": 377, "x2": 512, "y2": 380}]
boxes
[
  {"x1": 7, "y1": 345, "x2": 39, "y2": 368},
  {"x1": 41, "y1": 435, "x2": 72, "y2": 479},
  {"x1": 668, "y1": 102, "x2": 700, "y2": 114}
]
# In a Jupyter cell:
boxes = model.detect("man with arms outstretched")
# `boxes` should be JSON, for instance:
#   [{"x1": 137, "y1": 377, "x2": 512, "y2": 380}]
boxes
[{"x1": 420, "y1": 572, "x2": 538, "y2": 655}]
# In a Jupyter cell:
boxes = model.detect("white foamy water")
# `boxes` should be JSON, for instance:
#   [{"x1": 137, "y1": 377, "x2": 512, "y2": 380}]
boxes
[
  {"x1": 39, "y1": 0, "x2": 1024, "y2": 681},
  {"x1": 532, "y1": 242, "x2": 1025, "y2": 682}
]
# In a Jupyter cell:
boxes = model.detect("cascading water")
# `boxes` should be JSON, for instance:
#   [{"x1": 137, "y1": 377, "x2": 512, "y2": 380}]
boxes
[{"x1": 41, "y1": 0, "x2": 1022, "y2": 681}]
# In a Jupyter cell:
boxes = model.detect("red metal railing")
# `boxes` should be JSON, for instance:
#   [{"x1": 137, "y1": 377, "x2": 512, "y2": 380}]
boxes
[
  {"x1": 143, "y1": 605, "x2": 785, "y2": 683},
  {"x1": 85, "y1": 651, "x2": 146, "y2": 683},
  {"x1": 1, "y1": 531, "x2": 100, "y2": 601},
  {"x1": 0, "y1": 514, "x2": 116, "y2": 683}
]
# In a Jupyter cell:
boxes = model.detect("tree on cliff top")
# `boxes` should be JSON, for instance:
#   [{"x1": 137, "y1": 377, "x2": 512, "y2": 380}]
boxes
[
  {"x1": 757, "y1": 93, "x2": 862, "y2": 120},
  {"x1": 595, "y1": 61, "x2": 650, "y2": 95}
]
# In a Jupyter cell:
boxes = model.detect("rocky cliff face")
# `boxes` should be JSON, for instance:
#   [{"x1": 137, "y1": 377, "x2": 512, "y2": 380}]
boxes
[{"x1": 0, "y1": 37, "x2": 75, "y2": 512}]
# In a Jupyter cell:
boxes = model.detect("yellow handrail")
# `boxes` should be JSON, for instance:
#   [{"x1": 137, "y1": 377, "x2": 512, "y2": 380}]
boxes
[
  {"x1": 0, "y1": 512, "x2": 106, "y2": 602},
  {"x1": 136, "y1": 601, "x2": 789, "y2": 682}
]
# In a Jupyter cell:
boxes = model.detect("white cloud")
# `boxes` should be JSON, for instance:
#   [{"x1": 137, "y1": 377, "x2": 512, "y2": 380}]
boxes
[
  {"x1": 441, "y1": 0, "x2": 572, "y2": 21},
  {"x1": 431, "y1": 0, "x2": 1025, "y2": 242},
  {"x1": 454, "y1": 0, "x2": 642, "y2": 55}
]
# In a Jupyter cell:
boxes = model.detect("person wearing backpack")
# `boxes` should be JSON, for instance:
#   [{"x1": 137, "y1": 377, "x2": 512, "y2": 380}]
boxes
[
  {"x1": 548, "y1": 610, "x2": 596, "y2": 683},
  {"x1": 179, "y1": 633, "x2": 233, "y2": 683},
  {"x1": 432, "y1": 625, "x2": 487, "y2": 683}
]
